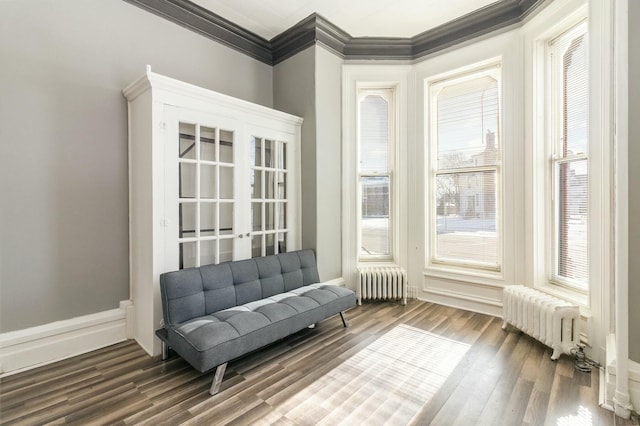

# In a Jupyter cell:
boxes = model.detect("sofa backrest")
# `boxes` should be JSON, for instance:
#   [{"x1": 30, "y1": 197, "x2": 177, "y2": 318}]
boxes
[{"x1": 159, "y1": 249, "x2": 320, "y2": 326}]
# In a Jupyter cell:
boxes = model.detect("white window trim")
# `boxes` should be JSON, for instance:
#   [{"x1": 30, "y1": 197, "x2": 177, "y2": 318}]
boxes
[
  {"x1": 413, "y1": 30, "x2": 522, "y2": 316},
  {"x1": 342, "y1": 66, "x2": 410, "y2": 289},
  {"x1": 522, "y1": 0, "x2": 614, "y2": 362},
  {"x1": 547, "y1": 20, "x2": 589, "y2": 293},
  {"x1": 528, "y1": 4, "x2": 594, "y2": 308},
  {"x1": 357, "y1": 87, "x2": 396, "y2": 262},
  {"x1": 425, "y1": 59, "x2": 504, "y2": 275}
]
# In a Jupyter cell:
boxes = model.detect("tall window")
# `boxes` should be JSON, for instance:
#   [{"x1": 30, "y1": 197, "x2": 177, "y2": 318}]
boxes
[
  {"x1": 548, "y1": 21, "x2": 589, "y2": 291},
  {"x1": 358, "y1": 88, "x2": 395, "y2": 260},
  {"x1": 429, "y1": 64, "x2": 501, "y2": 270}
]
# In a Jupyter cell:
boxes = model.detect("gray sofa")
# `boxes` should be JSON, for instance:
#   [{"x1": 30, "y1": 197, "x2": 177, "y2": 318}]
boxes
[{"x1": 155, "y1": 249, "x2": 356, "y2": 395}]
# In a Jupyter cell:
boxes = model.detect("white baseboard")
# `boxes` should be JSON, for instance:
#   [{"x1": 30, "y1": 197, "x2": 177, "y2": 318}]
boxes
[
  {"x1": 630, "y1": 360, "x2": 640, "y2": 412},
  {"x1": 603, "y1": 334, "x2": 639, "y2": 413},
  {"x1": 421, "y1": 287, "x2": 503, "y2": 317},
  {"x1": 324, "y1": 277, "x2": 346, "y2": 287},
  {"x1": 0, "y1": 300, "x2": 133, "y2": 376}
]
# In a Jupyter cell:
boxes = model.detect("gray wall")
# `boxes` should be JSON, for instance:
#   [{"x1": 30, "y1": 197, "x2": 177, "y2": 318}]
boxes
[
  {"x1": 0, "y1": 0, "x2": 273, "y2": 333},
  {"x1": 628, "y1": 0, "x2": 640, "y2": 363},
  {"x1": 314, "y1": 48, "x2": 343, "y2": 280},
  {"x1": 273, "y1": 46, "x2": 344, "y2": 281},
  {"x1": 273, "y1": 47, "x2": 318, "y2": 266}
]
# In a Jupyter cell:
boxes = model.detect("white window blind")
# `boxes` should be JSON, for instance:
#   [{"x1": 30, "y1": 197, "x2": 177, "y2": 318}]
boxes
[
  {"x1": 430, "y1": 66, "x2": 501, "y2": 269},
  {"x1": 358, "y1": 90, "x2": 394, "y2": 259},
  {"x1": 549, "y1": 22, "x2": 589, "y2": 290}
]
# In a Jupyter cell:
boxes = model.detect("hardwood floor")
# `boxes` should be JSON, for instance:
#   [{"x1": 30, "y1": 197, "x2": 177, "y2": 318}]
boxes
[{"x1": 1, "y1": 300, "x2": 638, "y2": 425}]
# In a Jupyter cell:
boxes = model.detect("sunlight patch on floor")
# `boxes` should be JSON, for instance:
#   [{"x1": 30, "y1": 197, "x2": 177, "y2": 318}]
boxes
[
  {"x1": 557, "y1": 405, "x2": 593, "y2": 426},
  {"x1": 272, "y1": 323, "x2": 471, "y2": 425}
]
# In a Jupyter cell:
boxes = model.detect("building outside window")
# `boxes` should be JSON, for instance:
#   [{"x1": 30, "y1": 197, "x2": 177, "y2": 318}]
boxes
[{"x1": 428, "y1": 64, "x2": 502, "y2": 270}]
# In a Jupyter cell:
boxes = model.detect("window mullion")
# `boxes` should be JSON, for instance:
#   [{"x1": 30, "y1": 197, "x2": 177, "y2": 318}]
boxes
[{"x1": 436, "y1": 165, "x2": 497, "y2": 175}]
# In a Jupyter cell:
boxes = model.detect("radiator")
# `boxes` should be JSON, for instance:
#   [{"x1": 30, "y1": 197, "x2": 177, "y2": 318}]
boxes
[
  {"x1": 502, "y1": 285, "x2": 580, "y2": 360},
  {"x1": 357, "y1": 266, "x2": 407, "y2": 305}
]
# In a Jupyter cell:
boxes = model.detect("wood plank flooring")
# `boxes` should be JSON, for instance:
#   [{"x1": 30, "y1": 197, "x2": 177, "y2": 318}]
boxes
[{"x1": 1, "y1": 300, "x2": 638, "y2": 425}]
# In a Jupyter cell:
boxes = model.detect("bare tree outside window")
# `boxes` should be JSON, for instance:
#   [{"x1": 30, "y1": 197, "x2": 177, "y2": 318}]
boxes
[{"x1": 430, "y1": 68, "x2": 501, "y2": 269}]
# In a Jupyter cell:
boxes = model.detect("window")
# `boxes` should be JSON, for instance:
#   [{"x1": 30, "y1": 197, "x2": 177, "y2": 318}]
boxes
[
  {"x1": 428, "y1": 64, "x2": 502, "y2": 270},
  {"x1": 547, "y1": 21, "x2": 589, "y2": 291},
  {"x1": 358, "y1": 88, "x2": 395, "y2": 260}
]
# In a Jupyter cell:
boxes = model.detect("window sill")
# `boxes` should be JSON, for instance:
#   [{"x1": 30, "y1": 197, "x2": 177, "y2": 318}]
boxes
[
  {"x1": 358, "y1": 260, "x2": 401, "y2": 268},
  {"x1": 359, "y1": 257, "x2": 394, "y2": 264},
  {"x1": 533, "y1": 282, "x2": 589, "y2": 308}
]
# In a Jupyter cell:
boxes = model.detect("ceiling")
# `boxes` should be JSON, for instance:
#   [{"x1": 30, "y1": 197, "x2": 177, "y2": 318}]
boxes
[{"x1": 189, "y1": 0, "x2": 499, "y2": 40}]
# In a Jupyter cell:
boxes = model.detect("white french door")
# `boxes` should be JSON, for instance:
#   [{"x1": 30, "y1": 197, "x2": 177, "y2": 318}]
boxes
[
  {"x1": 164, "y1": 107, "x2": 299, "y2": 270},
  {"x1": 164, "y1": 106, "x2": 248, "y2": 269},
  {"x1": 246, "y1": 124, "x2": 297, "y2": 258}
]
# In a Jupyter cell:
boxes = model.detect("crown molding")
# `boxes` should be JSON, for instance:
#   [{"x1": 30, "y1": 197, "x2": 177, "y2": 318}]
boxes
[
  {"x1": 308, "y1": 15, "x2": 351, "y2": 61},
  {"x1": 123, "y1": 0, "x2": 272, "y2": 63},
  {"x1": 343, "y1": 37, "x2": 414, "y2": 61},
  {"x1": 124, "y1": 0, "x2": 547, "y2": 65},
  {"x1": 410, "y1": 0, "x2": 526, "y2": 59},
  {"x1": 269, "y1": 14, "x2": 351, "y2": 65}
]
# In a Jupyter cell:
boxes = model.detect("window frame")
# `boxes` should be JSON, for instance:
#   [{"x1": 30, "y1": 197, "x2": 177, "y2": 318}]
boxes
[
  {"x1": 357, "y1": 86, "x2": 397, "y2": 262},
  {"x1": 546, "y1": 19, "x2": 590, "y2": 294},
  {"x1": 525, "y1": 2, "x2": 598, "y2": 309},
  {"x1": 427, "y1": 62, "x2": 504, "y2": 272}
]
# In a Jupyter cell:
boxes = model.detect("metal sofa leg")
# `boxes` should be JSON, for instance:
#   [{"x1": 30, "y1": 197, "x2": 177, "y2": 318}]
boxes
[
  {"x1": 339, "y1": 311, "x2": 350, "y2": 328},
  {"x1": 161, "y1": 340, "x2": 169, "y2": 361},
  {"x1": 209, "y1": 362, "x2": 228, "y2": 395}
]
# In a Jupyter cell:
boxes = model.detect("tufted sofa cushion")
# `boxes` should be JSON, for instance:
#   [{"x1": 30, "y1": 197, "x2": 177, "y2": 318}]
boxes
[
  {"x1": 167, "y1": 284, "x2": 354, "y2": 372},
  {"x1": 160, "y1": 250, "x2": 322, "y2": 327},
  {"x1": 158, "y1": 249, "x2": 356, "y2": 373}
]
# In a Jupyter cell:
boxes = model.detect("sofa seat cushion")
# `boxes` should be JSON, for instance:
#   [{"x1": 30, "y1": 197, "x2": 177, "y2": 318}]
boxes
[{"x1": 167, "y1": 283, "x2": 355, "y2": 372}]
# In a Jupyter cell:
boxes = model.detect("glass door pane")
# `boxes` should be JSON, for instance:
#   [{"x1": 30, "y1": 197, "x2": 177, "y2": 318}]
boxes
[
  {"x1": 250, "y1": 135, "x2": 288, "y2": 257},
  {"x1": 179, "y1": 123, "x2": 197, "y2": 160},
  {"x1": 177, "y1": 120, "x2": 236, "y2": 268}
]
